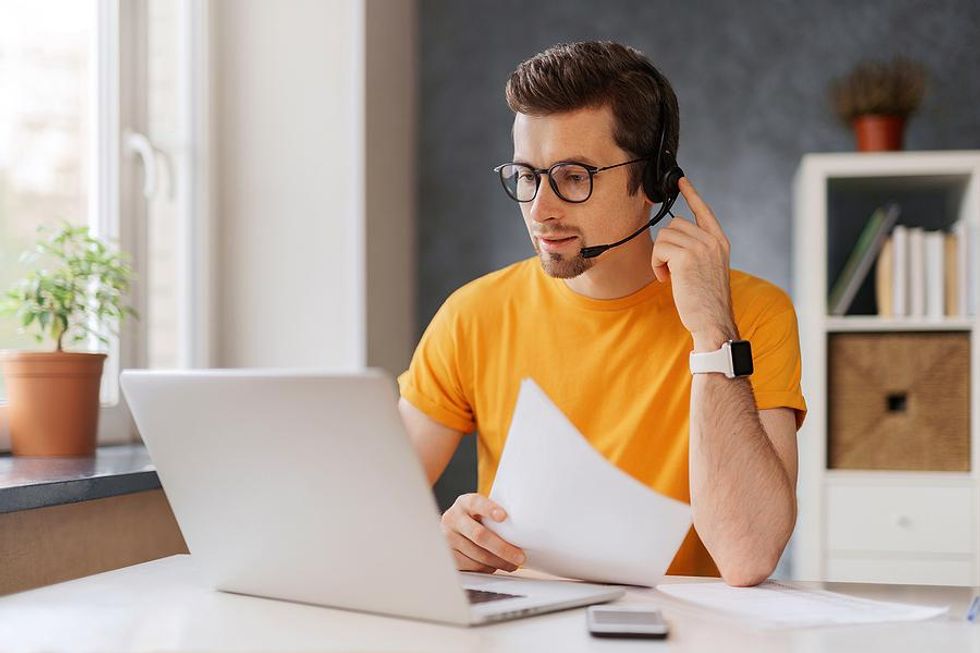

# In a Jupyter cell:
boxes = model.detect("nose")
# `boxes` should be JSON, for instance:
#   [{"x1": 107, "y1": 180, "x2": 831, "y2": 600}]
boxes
[{"x1": 527, "y1": 175, "x2": 564, "y2": 225}]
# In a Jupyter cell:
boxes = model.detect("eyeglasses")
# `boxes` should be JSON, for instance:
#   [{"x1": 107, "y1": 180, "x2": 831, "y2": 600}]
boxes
[{"x1": 493, "y1": 157, "x2": 648, "y2": 204}]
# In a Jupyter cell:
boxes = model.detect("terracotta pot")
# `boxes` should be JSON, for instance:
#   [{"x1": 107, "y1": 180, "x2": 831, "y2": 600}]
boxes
[
  {"x1": 852, "y1": 114, "x2": 905, "y2": 152},
  {"x1": 0, "y1": 351, "x2": 106, "y2": 456}
]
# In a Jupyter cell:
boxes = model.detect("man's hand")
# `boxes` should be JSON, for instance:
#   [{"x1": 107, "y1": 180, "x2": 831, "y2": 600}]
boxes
[
  {"x1": 441, "y1": 493, "x2": 526, "y2": 574},
  {"x1": 651, "y1": 177, "x2": 737, "y2": 351}
]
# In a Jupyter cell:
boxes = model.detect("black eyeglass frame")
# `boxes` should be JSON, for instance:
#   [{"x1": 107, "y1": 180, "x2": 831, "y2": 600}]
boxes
[{"x1": 492, "y1": 157, "x2": 650, "y2": 204}]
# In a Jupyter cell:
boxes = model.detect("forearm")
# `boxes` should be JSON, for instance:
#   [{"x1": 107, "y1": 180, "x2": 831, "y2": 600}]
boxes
[{"x1": 688, "y1": 331, "x2": 796, "y2": 586}]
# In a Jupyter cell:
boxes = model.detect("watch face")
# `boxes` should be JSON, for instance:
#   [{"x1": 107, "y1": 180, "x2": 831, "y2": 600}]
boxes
[{"x1": 730, "y1": 340, "x2": 753, "y2": 376}]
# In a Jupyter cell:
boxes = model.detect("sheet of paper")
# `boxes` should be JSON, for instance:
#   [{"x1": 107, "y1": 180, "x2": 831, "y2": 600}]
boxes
[
  {"x1": 657, "y1": 580, "x2": 949, "y2": 628},
  {"x1": 486, "y1": 378, "x2": 692, "y2": 587}
]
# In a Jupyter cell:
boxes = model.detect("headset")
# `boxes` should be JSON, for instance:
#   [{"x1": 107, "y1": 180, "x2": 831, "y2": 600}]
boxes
[{"x1": 579, "y1": 75, "x2": 685, "y2": 260}]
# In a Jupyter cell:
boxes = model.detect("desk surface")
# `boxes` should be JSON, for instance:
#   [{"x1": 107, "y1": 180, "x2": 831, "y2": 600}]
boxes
[{"x1": 0, "y1": 555, "x2": 977, "y2": 652}]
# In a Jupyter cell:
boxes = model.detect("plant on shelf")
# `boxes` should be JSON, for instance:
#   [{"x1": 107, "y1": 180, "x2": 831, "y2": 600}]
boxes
[
  {"x1": 0, "y1": 223, "x2": 138, "y2": 456},
  {"x1": 829, "y1": 57, "x2": 927, "y2": 152}
]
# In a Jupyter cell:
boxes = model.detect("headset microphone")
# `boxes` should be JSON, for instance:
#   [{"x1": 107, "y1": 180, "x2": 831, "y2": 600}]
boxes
[
  {"x1": 579, "y1": 187, "x2": 680, "y2": 259},
  {"x1": 579, "y1": 86, "x2": 684, "y2": 260}
]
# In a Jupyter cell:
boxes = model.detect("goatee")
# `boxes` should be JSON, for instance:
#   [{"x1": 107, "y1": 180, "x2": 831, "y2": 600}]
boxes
[{"x1": 539, "y1": 251, "x2": 592, "y2": 278}]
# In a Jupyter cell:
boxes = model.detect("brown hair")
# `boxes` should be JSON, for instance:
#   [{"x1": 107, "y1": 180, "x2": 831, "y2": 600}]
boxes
[{"x1": 505, "y1": 41, "x2": 679, "y2": 195}]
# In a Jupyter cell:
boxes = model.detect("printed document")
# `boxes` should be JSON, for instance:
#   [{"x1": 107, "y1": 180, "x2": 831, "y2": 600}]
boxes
[
  {"x1": 487, "y1": 378, "x2": 692, "y2": 587},
  {"x1": 657, "y1": 580, "x2": 949, "y2": 627}
]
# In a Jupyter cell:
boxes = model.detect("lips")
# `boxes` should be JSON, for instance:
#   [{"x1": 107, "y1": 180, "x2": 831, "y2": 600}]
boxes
[
  {"x1": 537, "y1": 235, "x2": 578, "y2": 252},
  {"x1": 536, "y1": 232, "x2": 578, "y2": 241}
]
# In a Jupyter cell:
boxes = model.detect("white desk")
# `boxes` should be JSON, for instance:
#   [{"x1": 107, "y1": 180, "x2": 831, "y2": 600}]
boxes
[{"x1": 0, "y1": 555, "x2": 976, "y2": 652}]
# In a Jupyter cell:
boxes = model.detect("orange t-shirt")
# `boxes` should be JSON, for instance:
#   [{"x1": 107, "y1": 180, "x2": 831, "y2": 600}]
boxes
[{"x1": 398, "y1": 257, "x2": 806, "y2": 577}]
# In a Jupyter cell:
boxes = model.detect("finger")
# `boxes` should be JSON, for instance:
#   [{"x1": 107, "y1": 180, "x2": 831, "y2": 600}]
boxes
[
  {"x1": 447, "y1": 530, "x2": 519, "y2": 572},
  {"x1": 663, "y1": 215, "x2": 714, "y2": 247},
  {"x1": 452, "y1": 549, "x2": 495, "y2": 574},
  {"x1": 650, "y1": 239, "x2": 670, "y2": 282},
  {"x1": 462, "y1": 494, "x2": 508, "y2": 523},
  {"x1": 657, "y1": 222, "x2": 711, "y2": 251},
  {"x1": 456, "y1": 514, "x2": 526, "y2": 567},
  {"x1": 669, "y1": 215, "x2": 730, "y2": 256},
  {"x1": 678, "y1": 177, "x2": 724, "y2": 238},
  {"x1": 650, "y1": 241, "x2": 670, "y2": 283},
  {"x1": 662, "y1": 217, "x2": 730, "y2": 262},
  {"x1": 651, "y1": 234, "x2": 695, "y2": 282},
  {"x1": 651, "y1": 230, "x2": 688, "y2": 264}
]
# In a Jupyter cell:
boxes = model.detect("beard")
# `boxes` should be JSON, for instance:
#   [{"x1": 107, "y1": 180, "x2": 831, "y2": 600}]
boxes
[{"x1": 538, "y1": 249, "x2": 593, "y2": 279}]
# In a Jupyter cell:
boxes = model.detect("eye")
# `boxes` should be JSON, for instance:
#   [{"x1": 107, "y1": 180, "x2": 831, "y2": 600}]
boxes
[
  {"x1": 556, "y1": 168, "x2": 588, "y2": 184},
  {"x1": 553, "y1": 163, "x2": 591, "y2": 182}
]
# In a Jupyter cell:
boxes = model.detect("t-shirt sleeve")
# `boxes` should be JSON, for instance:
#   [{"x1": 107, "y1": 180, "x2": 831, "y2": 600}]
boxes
[
  {"x1": 744, "y1": 292, "x2": 808, "y2": 431},
  {"x1": 397, "y1": 294, "x2": 476, "y2": 434}
]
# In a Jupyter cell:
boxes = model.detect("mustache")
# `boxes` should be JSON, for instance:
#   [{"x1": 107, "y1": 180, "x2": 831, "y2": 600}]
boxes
[{"x1": 534, "y1": 229, "x2": 580, "y2": 239}]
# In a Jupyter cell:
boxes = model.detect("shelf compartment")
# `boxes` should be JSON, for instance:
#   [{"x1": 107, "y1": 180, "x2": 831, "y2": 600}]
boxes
[{"x1": 827, "y1": 332, "x2": 971, "y2": 472}]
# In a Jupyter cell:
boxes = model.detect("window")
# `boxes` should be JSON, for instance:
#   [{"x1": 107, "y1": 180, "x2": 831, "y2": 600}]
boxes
[
  {"x1": 0, "y1": 2, "x2": 95, "y2": 394},
  {"x1": 0, "y1": 0, "x2": 213, "y2": 449}
]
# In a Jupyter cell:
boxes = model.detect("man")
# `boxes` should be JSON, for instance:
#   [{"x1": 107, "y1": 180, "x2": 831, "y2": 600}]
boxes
[{"x1": 398, "y1": 41, "x2": 806, "y2": 587}]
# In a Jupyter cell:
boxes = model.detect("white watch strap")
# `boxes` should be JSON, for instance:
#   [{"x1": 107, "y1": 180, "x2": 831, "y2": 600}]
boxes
[{"x1": 689, "y1": 341, "x2": 734, "y2": 378}]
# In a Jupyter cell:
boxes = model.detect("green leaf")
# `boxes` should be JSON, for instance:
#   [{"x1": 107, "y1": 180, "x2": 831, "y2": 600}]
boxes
[{"x1": 3, "y1": 222, "x2": 139, "y2": 349}]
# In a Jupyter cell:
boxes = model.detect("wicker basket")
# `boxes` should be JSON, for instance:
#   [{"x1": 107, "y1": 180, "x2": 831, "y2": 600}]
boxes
[{"x1": 828, "y1": 332, "x2": 971, "y2": 471}]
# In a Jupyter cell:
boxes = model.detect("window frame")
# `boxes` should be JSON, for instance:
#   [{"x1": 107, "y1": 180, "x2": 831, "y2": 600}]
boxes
[{"x1": 0, "y1": 0, "x2": 214, "y2": 451}]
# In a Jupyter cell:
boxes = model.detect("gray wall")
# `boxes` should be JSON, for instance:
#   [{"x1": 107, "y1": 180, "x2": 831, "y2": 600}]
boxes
[{"x1": 419, "y1": 0, "x2": 980, "y2": 508}]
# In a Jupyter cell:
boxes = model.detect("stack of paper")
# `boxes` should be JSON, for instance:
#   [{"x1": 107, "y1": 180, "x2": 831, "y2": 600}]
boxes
[
  {"x1": 657, "y1": 580, "x2": 949, "y2": 628},
  {"x1": 487, "y1": 379, "x2": 692, "y2": 587}
]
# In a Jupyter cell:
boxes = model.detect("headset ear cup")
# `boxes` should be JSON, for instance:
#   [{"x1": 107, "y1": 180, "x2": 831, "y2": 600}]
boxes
[
  {"x1": 642, "y1": 160, "x2": 664, "y2": 204},
  {"x1": 663, "y1": 165, "x2": 684, "y2": 201}
]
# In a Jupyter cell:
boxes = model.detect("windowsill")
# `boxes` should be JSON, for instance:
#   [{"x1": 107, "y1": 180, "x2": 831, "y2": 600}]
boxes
[{"x1": 0, "y1": 444, "x2": 159, "y2": 514}]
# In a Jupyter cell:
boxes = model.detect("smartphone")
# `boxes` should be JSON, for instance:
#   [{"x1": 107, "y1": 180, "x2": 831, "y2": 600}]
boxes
[{"x1": 586, "y1": 605, "x2": 669, "y2": 639}]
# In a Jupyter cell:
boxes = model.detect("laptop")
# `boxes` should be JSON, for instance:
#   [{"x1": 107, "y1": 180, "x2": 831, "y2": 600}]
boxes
[{"x1": 119, "y1": 368, "x2": 623, "y2": 626}]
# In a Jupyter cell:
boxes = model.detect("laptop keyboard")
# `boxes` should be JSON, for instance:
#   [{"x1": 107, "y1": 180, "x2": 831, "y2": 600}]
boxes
[{"x1": 465, "y1": 588, "x2": 525, "y2": 604}]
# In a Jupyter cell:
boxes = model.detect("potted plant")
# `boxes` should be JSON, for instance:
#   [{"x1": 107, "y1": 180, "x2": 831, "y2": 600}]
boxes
[
  {"x1": 0, "y1": 223, "x2": 137, "y2": 456},
  {"x1": 829, "y1": 57, "x2": 927, "y2": 152}
]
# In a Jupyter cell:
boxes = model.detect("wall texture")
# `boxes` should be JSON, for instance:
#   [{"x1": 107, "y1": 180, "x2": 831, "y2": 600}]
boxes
[{"x1": 418, "y1": 0, "x2": 980, "y2": 507}]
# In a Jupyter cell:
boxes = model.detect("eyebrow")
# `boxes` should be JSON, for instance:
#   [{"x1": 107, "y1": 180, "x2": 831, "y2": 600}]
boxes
[{"x1": 512, "y1": 154, "x2": 600, "y2": 168}]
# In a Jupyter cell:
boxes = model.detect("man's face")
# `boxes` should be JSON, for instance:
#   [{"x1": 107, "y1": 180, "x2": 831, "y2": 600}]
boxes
[{"x1": 512, "y1": 105, "x2": 652, "y2": 278}]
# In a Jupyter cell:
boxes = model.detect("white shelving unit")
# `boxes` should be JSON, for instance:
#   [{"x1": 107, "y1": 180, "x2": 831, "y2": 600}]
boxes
[{"x1": 791, "y1": 151, "x2": 980, "y2": 586}]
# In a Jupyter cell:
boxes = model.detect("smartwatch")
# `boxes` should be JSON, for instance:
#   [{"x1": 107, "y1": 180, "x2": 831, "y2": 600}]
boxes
[{"x1": 689, "y1": 340, "x2": 753, "y2": 379}]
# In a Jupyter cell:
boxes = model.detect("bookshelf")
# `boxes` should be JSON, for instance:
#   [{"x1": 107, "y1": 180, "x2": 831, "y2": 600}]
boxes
[
  {"x1": 792, "y1": 151, "x2": 980, "y2": 586},
  {"x1": 825, "y1": 316, "x2": 975, "y2": 333}
]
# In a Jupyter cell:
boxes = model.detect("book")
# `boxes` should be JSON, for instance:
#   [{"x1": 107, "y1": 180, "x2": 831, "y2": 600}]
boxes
[
  {"x1": 970, "y1": 223, "x2": 978, "y2": 316},
  {"x1": 955, "y1": 221, "x2": 976, "y2": 316},
  {"x1": 828, "y1": 204, "x2": 901, "y2": 316},
  {"x1": 875, "y1": 236, "x2": 894, "y2": 317},
  {"x1": 924, "y1": 230, "x2": 945, "y2": 320},
  {"x1": 908, "y1": 227, "x2": 925, "y2": 317},
  {"x1": 891, "y1": 225, "x2": 908, "y2": 317},
  {"x1": 945, "y1": 232, "x2": 959, "y2": 316},
  {"x1": 955, "y1": 222, "x2": 968, "y2": 316}
]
